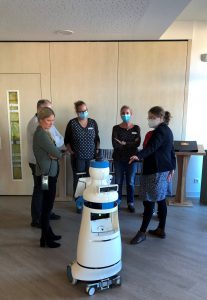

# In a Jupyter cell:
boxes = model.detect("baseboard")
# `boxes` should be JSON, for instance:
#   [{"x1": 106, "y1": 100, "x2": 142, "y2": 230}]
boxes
[{"x1": 186, "y1": 192, "x2": 200, "y2": 198}]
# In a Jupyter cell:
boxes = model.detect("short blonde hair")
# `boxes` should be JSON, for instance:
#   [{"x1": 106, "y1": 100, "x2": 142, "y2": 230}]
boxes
[
  {"x1": 120, "y1": 105, "x2": 132, "y2": 114},
  {"x1": 37, "y1": 107, "x2": 55, "y2": 121}
]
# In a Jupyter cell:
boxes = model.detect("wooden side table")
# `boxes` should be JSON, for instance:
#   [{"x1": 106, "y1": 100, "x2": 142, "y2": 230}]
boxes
[{"x1": 168, "y1": 144, "x2": 206, "y2": 206}]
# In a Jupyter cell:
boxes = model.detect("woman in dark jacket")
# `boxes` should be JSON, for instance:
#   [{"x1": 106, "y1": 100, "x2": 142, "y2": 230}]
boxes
[
  {"x1": 33, "y1": 107, "x2": 63, "y2": 248},
  {"x1": 112, "y1": 105, "x2": 141, "y2": 212},
  {"x1": 129, "y1": 106, "x2": 176, "y2": 244}
]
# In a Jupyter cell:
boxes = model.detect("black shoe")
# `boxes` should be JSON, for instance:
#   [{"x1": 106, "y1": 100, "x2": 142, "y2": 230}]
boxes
[
  {"x1": 128, "y1": 203, "x2": 135, "y2": 213},
  {"x1": 148, "y1": 228, "x2": 166, "y2": 239},
  {"x1": 31, "y1": 221, "x2": 41, "y2": 228},
  {"x1": 51, "y1": 235, "x2": 61, "y2": 241},
  {"x1": 40, "y1": 238, "x2": 61, "y2": 248},
  {"x1": 130, "y1": 231, "x2": 146, "y2": 244},
  {"x1": 76, "y1": 207, "x2": 82, "y2": 214},
  {"x1": 48, "y1": 226, "x2": 62, "y2": 241},
  {"x1": 50, "y1": 212, "x2": 61, "y2": 220}
]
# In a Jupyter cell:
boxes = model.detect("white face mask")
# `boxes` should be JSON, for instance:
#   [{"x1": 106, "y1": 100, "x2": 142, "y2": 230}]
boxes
[{"x1": 148, "y1": 118, "x2": 161, "y2": 128}]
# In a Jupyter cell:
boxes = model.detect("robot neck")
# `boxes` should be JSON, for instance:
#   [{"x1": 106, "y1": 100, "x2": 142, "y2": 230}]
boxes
[{"x1": 91, "y1": 179, "x2": 108, "y2": 186}]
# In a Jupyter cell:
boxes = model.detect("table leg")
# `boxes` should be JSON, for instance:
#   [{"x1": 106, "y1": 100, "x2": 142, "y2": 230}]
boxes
[{"x1": 168, "y1": 155, "x2": 193, "y2": 206}]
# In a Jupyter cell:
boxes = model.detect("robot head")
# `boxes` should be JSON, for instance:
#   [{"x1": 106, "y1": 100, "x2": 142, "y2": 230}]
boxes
[{"x1": 89, "y1": 159, "x2": 109, "y2": 180}]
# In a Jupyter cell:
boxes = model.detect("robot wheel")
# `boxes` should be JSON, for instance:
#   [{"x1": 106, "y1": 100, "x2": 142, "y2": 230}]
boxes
[
  {"x1": 66, "y1": 265, "x2": 73, "y2": 282},
  {"x1": 86, "y1": 286, "x2": 96, "y2": 296},
  {"x1": 66, "y1": 264, "x2": 78, "y2": 285}
]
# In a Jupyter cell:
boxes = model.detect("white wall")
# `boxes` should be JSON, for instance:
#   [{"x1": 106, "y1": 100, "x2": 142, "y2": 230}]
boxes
[{"x1": 161, "y1": 21, "x2": 207, "y2": 198}]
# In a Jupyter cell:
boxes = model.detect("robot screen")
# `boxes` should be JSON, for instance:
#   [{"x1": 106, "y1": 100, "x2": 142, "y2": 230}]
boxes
[{"x1": 91, "y1": 213, "x2": 110, "y2": 221}]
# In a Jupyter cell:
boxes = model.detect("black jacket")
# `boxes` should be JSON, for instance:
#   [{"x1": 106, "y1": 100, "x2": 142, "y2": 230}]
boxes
[
  {"x1": 138, "y1": 123, "x2": 176, "y2": 175},
  {"x1": 112, "y1": 124, "x2": 141, "y2": 162}
]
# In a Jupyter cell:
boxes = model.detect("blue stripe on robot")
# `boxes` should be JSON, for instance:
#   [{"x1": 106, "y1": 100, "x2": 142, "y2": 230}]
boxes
[
  {"x1": 76, "y1": 196, "x2": 121, "y2": 211},
  {"x1": 84, "y1": 199, "x2": 118, "y2": 209}
]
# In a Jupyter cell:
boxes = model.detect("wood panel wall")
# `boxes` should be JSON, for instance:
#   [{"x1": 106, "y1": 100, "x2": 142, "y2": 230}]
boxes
[
  {"x1": 50, "y1": 42, "x2": 118, "y2": 147},
  {"x1": 118, "y1": 41, "x2": 188, "y2": 142},
  {"x1": 0, "y1": 41, "x2": 189, "y2": 196}
]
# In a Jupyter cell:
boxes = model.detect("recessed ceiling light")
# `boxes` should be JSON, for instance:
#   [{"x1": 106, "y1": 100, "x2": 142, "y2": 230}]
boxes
[{"x1": 55, "y1": 29, "x2": 74, "y2": 35}]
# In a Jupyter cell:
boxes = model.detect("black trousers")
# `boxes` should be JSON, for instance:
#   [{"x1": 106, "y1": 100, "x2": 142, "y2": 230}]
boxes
[
  {"x1": 70, "y1": 155, "x2": 91, "y2": 197},
  {"x1": 29, "y1": 163, "x2": 59, "y2": 223},
  {"x1": 29, "y1": 163, "x2": 43, "y2": 223},
  {"x1": 140, "y1": 199, "x2": 167, "y2": 232},
  {"x1": 37, "y1": 175, "x2": 58, "y2": 240}
]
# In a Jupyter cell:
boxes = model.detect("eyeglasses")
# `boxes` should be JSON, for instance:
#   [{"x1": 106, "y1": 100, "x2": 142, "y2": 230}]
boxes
[
  {"x1": 147, "y1": 116, "x2": 157, "y2": 120},
  {"x1": 77, "y1": 110, "x2": 88, "y2": 113}
]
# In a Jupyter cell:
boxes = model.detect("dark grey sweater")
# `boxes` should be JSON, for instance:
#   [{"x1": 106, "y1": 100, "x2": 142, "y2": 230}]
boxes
[{"x1": 33, "y1": 126, "x2": 62, "y2": 177}]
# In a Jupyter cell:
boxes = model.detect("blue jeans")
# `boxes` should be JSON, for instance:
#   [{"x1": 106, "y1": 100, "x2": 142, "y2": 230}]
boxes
[{"x1": 114, "y1": 160, "x2": 138, "y2": 204}]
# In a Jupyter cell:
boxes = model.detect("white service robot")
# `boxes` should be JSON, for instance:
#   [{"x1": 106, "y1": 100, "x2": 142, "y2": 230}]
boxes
[{"x1": 67, "y1": 159, "x2": 122, "y2": 296}]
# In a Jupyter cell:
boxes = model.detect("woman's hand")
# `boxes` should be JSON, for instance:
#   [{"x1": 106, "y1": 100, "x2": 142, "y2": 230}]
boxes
[
  {"x1": 66, "y1": 144, "x2": 74, "y2": 155},
  {"x1": 167, "y1": 170, "x2": 174, "y2": 182},
  {"x1": 60, "y1": 149, "x2": 67, "y2": 156},
  {"x1": 49, "y1": 154, "x2": 58, "y2": 160},
  {"x1": 114, "y1": 138, "x2": 126, "y2": 145},
  {"x1": 129, "y1": 155, "x2": 139, "y2": 164}
]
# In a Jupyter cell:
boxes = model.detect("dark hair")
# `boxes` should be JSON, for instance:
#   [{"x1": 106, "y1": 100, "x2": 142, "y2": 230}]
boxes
[
  {"x1": 164, "y1": 111, "x2": 172, "y2": 125},
  {"x1": 74, "y1": 100, "x2": 87, "y2": 112},
  {"x1": 148, "y1": 106, "x2": 172, "y2": 125},
  {"x1": 37, "y1": 99, "x2": 51, "y2": 109},
  {"x1": 37, "y1": 107, "x2": 55, "y2": 121}
]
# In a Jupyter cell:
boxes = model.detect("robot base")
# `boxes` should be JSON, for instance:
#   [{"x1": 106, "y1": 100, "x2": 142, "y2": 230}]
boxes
[
  {"x1": 67, "y1": 261, "x2": 122, "y2": 296},
  {"x1": 85, "y1": 274, "x2": 121, "y2": 296}
]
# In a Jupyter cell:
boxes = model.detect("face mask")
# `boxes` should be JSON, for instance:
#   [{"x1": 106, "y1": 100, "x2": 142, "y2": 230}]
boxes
[
  {"x1": 121, "y1": 114, "x2": 131, "y2": 123},
  {"x1": 148, "y1": 118, "x2": 161, "y2": 128},
  {"x1": 78, "y1": 111, "x2": 88, "y2": 120}
]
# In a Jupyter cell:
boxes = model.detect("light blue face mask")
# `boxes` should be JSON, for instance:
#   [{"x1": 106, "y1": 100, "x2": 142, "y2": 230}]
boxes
[
  {"x1": 121, "y1": 114, "x2": 131, "y2": 123},
  {"x1": 78, "y1": 111, "x2": 88, "y2": 120}
]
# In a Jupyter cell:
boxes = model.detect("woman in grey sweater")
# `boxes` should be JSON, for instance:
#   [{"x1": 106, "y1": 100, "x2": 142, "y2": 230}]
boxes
[{"x1": 33, "y1": 107, "x2": 63, "y2": 248}]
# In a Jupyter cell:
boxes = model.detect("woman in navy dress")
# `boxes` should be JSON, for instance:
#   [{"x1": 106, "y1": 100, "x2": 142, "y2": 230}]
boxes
[{"x1": 129, "y1": 106, "x2": 176, "y2": 244}]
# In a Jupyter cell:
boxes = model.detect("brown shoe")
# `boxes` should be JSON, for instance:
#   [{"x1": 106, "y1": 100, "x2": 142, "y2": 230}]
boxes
[
  {"x1": 130, "y1": 231, "x2": 146, "y2": 244},
  {"x1": 148, "y1": 228, "x2": 166, "y2": 239}
]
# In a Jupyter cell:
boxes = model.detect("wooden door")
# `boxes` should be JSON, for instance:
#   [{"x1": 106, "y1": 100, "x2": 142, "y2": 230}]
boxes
[{"x1": 0, "y1": 74, "x2": 41, "y2": 195}]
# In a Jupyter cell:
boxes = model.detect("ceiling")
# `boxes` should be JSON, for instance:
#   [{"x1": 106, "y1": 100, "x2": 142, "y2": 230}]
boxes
[{"x1": 0, "y1": 0, "x2": 207, "y2": 41}]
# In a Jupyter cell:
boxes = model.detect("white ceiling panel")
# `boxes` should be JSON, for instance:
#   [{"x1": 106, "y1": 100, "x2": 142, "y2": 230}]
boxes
[{"x1": 0, "y1": 0, "x2": 193, "y2": 41}]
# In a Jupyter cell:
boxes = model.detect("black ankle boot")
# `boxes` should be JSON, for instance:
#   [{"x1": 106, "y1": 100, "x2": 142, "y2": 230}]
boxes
[
  {"x1": 48, "y1": 226, "x2": 62, "y2": 241},
  {"x1": 148, "y1": 228, "x2": 166, "y2": 238},
  {"x1": 40, "y1": 237, "x2": 61, "y2": 248},
  {"x1": 128, "y1": 203, "x2": 135, "y2": 213},
  {"x1": 130, "y1": 231, "x2": 146, "y2": 244}
]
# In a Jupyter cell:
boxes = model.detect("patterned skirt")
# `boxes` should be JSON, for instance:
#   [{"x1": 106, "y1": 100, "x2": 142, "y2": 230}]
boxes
[{"x1": 139, "y1": 171, "x2": 169, "y2": 202}]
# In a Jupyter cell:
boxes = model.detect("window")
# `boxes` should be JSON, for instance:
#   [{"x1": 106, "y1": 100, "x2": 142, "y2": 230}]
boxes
[{"x1": 7, "y1": 91, "x2": 22, "y2": 180}]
